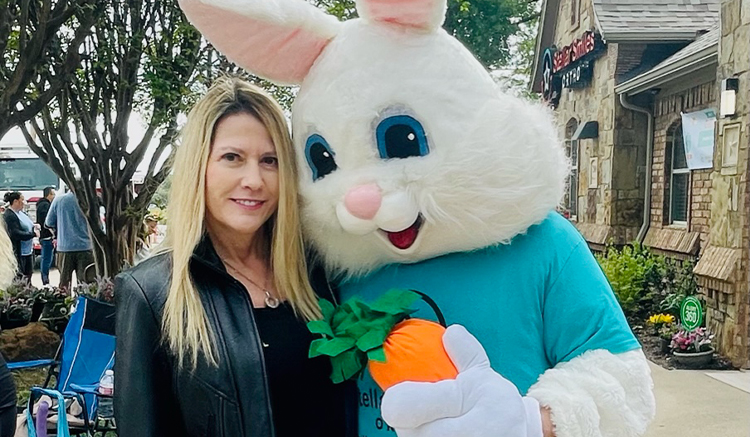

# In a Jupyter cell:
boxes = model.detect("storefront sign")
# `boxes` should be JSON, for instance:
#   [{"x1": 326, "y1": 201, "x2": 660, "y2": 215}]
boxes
[
  {"x1": 681, "y1": 109, "x2": 717, "y2": 170},
  {"x1": 561, "y1": 61, "x2": 593, "y2": 89},
  {"x1": 552, "y1": 30, "x2": 601, "y2": 73},
  {"x1": 541, "y1": 30, "x2": 605, "y2": 107},
  {"x1": 541, "y1": 48, "x2": 561, "y2": 107}
]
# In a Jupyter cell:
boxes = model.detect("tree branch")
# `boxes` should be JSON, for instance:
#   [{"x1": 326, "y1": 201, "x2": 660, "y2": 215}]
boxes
[{"x1": 511, "y1": 12, "x2": 540, "y2": 26}]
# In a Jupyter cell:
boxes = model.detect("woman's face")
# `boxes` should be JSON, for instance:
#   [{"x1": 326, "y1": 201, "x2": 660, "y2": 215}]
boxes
[
  {"x1": 11, "y1": 195, "x2": 25, "y2": 211},
  {"x1": 205, "y1": 112, "x2": 280, "y2": 242}
]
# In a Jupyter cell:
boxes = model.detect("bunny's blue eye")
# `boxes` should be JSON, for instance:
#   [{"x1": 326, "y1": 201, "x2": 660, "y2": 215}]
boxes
[
  {"x1": 376, "y1": 115, "x2": 429, "y2": 160},
  {"x1": 305, "y1": 134, "x2": 337, "y2": 181}
]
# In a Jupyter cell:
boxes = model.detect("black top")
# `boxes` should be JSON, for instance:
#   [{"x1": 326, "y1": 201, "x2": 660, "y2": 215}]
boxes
[
  {"x1": 36, "y1": 198, "x2": 53, "y2": 240},
  {"x1": 254, "y1": 303, "x2": 346, "y2": 437},
  {"x1": 0, "y1": 353, "x2": 16, "y2": 410}
]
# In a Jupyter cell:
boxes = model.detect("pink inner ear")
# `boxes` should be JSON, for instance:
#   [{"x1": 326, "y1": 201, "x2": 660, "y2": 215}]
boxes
[
  {"x1": 360, "y1": 0, "x2": 442, "y2": 29},
  {"x1": 182, "y1": 2, "x2": 332, "y2": 84}
]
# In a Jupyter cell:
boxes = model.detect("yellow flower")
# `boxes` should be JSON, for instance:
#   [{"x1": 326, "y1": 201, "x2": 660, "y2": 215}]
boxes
[{"x1": 648, "y1": 313, "x2": 674, "y2": 325}]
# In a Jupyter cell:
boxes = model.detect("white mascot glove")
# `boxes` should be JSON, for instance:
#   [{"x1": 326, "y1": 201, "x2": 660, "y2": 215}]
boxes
[{"x1": 381, "y1": 325, "x2": 543, "y2": 437}]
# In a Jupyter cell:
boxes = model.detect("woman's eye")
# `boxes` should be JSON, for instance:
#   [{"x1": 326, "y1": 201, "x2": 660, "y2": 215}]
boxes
[
  {"x1": 261, "y1": 156, "x2": 278, "y2": 166},
  {"x1": 222, "y1": 153, "x2": 240, "y2": 162}
]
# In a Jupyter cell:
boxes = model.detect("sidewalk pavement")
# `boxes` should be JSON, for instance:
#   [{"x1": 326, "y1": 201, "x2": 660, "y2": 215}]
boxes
[{"x1": 646, "y1": 362, "x2": 750, "y2": 436}]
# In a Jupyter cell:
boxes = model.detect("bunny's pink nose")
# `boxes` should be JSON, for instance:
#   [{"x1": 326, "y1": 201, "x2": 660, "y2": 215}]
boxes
[{"x1": 344, "y1": 184, "x2": 382, "y2": 220}]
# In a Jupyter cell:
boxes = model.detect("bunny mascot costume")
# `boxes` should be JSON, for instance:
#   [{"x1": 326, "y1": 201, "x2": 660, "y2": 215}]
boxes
[{"x1": 179, "y1": 1, "x2": 656, "y2": 436}]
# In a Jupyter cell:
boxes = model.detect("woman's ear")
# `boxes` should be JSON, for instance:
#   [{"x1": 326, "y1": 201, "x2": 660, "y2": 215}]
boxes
[
  {"x1": 355, "y1": 0, "x2": 447, "y2": 31},
  {"x1": 179, "y1": 0, "x2": 341, "y2": 84}
]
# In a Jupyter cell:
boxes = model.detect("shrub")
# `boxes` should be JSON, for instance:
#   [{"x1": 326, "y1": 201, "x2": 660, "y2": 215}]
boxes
[
  {"x1": 596, "y1": 243, "x2": 698, "y2": 323},
  {"x1": 596, "y1": 243, "x2": 657, "y2": 321}
]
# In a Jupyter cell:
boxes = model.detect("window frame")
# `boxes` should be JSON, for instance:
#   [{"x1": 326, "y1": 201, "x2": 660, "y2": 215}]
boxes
[
  {"x1": 570, "y1": 0, "x2": 580, "y2": 28},
  {"x1": 564, "y1": 138, "x2": 579, "y2": 220},
  {"x1": 667, "y1": 124, "x2": 690, "y2": 226}
]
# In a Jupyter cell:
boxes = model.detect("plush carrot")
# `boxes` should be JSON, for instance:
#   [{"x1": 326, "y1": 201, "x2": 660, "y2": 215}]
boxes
[{"x1": 307, "y1": 289, "x2": 458, "y2": 390}]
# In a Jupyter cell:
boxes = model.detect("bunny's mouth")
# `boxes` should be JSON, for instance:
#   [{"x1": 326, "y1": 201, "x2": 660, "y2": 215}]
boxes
[{"x1": 380, "y1": 215, "x2": 423, "y2": 250}]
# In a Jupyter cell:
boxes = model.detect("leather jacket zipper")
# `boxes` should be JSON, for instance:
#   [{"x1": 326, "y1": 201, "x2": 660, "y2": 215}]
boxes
[
  {"x1": 231, "y1": 277, "x2": 276, "y2": 437},
  {"x1": 194, "y1": 257, "x2": 276, "y2": 437}
]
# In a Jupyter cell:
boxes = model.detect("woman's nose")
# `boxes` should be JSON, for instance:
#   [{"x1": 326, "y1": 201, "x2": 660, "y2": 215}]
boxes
[
  {"x1": 241, "y1": 165, "x2": 263, "y2": 189},
  {"x1": 344, "y1": 184, "x2": 382, "y2": 220}
]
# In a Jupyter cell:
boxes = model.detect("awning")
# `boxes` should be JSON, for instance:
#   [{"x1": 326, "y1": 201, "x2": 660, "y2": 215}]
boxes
[{"x1": 572, "y1": 121, "x2": 599, "y2": 140}]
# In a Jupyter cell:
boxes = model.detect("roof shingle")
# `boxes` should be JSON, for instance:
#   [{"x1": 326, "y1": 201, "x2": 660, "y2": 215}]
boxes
[{"x1": 594, "y1": 0, "x2": 720, "y2": 40}]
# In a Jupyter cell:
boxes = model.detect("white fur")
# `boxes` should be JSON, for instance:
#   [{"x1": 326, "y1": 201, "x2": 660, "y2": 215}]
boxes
[
  {"x1": 184, "y1": 0, "x2": 341, "y2": 39},
  {"x1": 527, "y1": 349, "x2": 656, "y2": 437},
  {"x1": 355, "y1": 0, "x2": 448, "y2": 31},
  {"x1": 293, "y1": 20, "x2": 568, "y2": 277}
]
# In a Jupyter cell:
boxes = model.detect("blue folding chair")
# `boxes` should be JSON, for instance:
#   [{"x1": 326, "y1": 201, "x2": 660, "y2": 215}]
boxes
[{"x1": 9, "y1": 296, "x2": 116, "y2": 436}]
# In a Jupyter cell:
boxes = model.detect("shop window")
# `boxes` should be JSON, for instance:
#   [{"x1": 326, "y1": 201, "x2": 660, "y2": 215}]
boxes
[
  {"x1": 564, "y1": 119, "x2": 579, "y2": 219},
  {"x1": 570, "y1": 0, "x2": 580, "y2": 28},
  {"x1": 666, "y1": 122, "x2": 690, "y2": 225}
]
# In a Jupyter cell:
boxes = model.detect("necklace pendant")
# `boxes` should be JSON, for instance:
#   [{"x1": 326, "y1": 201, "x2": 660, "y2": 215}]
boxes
[{"x1": 264, "y1": 291, "x2": 280, "y2": 309}]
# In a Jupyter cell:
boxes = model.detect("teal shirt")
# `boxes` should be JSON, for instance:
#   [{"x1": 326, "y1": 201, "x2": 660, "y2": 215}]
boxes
[{"x1": 338, "y1": 212, "x2": 640, "y2": 437}]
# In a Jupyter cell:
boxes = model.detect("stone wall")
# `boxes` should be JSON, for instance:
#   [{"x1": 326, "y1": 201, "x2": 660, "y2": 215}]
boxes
[
  {"x1": 705, "y1": 0, "x2": 750, "y2": 368},
  {"x1": 552, "y1": 0, "x2": 614, "y2": 233},
  {"x1": 551, "y1": 0, "x2": 650, "y2": 245}
]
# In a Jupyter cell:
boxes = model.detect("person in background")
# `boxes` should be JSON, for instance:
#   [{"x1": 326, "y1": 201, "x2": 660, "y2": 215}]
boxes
[
  {"x1": 36, "y1": 186, "x2": 56, "y2": 285},
  {"x1": 45, "y1": 191, "x2": 93, "y2": 289},
  {"x1": 3, "y1": 191, "x2": 38, "y2": 283},
  {"x1": 0, "y1": 219, "x2": 18, "y2": 437}
]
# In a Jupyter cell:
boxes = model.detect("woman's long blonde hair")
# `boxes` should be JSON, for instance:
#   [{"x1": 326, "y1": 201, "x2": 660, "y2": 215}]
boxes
[
  {"x1": 160, "y1": 77, "x2": 321, "y2": 369},
  {"x1": 0, "y1": 218, "x2": 17, "y2": 290}
]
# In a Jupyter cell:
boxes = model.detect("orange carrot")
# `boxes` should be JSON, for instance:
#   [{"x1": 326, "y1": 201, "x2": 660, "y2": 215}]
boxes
[
  {"x1": 308, "y1": 289, "x2": 457, "y2": 389},
  {"x1": 369, "y1": 319, "x2": 458, "y2": 390}
]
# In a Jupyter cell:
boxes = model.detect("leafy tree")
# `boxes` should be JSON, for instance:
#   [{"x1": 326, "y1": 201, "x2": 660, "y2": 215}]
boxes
[
  {"x1": 21, "y1": 0, "x2": 208, "y2": 277},
  {"x1": 0, "y1": 0, "x2": 103, "y2": 139},
  {"x1": 313, "y1": 0, "x2": 539, "y2": 69}
]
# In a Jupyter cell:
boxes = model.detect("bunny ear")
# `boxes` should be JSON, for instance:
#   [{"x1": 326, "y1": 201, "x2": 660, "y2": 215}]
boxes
[
  {"x1": 355, "y1": 0, "x2": 447, "y2": 31},
  {"x1": 179, "y1": 0, "x2": 341, "y2": 84}
]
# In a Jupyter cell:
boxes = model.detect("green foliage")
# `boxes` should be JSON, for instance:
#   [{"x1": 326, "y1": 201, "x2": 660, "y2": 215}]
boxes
[
  {"x1": 445, "y1": 0, "x2": 538, "y2": 70},
  {"x1": 597, "y1": 244, "x2": 657, "y2": 320},
  {"x1": 151, "y1": 175, "x2": 172, "y2": 210},
  {"x1": 307, "y1": 289, "x2": 420, "y2": 384},
  {"x1": 654, "y1": 259, "x2": 698, "y2": 318},
  {"x1": 596, "y1": 243, "x2": 698, "y2": 322},
  {"x1": 310, "y1": 0, "x2": 539, "y2": 70}
]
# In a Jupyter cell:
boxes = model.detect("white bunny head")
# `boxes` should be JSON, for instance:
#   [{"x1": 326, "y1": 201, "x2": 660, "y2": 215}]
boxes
[{"x1": 180, "y1": 0, "x2": 569, "y2": 277}]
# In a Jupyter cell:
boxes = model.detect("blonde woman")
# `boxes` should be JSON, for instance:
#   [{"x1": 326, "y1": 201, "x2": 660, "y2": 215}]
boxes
[
  {"x1": 0, "y1": 219, "x2": 18, "y2": 437},
  {"x1": 114, "y1": 78, "x2": 348, "y2": 437}
]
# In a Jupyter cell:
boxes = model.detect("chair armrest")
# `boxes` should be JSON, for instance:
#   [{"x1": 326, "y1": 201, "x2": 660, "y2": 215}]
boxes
[
  {"x1": 7, "y1": 359, "x2": 56, "y2": 370},
  {"x1": 68, "y1": 384, "x2": 104, "y2": 396}
]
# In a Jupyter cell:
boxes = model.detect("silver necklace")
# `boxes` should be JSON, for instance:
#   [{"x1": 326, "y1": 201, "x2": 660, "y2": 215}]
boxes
[{"x1": 223, "y1": 261, "x2": 280, "y2": 309}]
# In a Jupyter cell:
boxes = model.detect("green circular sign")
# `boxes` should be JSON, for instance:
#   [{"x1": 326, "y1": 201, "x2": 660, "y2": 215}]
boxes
[{"x1": 680, "y1": 297, "x2": 703, "y2": 332}]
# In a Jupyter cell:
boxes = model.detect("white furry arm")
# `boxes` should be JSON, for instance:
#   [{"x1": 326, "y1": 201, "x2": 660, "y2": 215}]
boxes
[{"x1": 526, "y1": 349, "x2": 655, "y2": 437}]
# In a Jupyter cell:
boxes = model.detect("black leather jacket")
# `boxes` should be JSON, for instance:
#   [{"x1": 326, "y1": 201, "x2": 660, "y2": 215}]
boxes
[{"x1": 114, "y1": 238, "x2": 354, "y2": 437}]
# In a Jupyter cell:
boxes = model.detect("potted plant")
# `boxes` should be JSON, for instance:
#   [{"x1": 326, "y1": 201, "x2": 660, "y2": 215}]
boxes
[
  {"x1": 72, "y1": 277, "x2": 115, "y2": 304},
  {"x1": 647, "y1": 313, "x2": 675, "y2": 335},
  {"x1": 0, "y1": 279, "x2": 36, "y2": 329},
  {"x1": 670, "y1": 327, "x2": 714, "y2": 368},
  {"x1": 34, "y1": 286, "x2": 73, "y2": 321},
  {"x1": 657, "y1": 323, "x2": 679, "y2": 354}
]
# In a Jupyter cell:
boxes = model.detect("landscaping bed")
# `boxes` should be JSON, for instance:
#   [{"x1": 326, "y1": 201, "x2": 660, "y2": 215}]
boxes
[{"x1": 634, "y1": 327, "x2": 736, "y2": 371}]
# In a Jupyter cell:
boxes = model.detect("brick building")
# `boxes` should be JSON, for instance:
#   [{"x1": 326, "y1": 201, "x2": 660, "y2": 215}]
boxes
[{"x1": 531, "y1": 0, "x2": 749, "y2": 367}]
